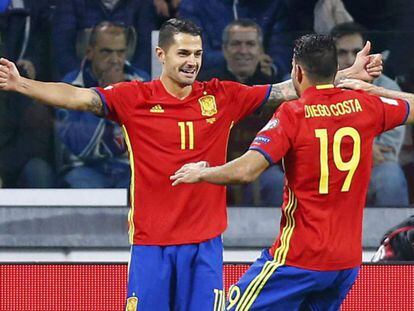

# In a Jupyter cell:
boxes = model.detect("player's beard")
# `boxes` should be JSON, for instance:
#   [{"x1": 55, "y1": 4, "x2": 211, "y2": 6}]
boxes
[{"x1": 178, "y1": 65, "x2": 199, "y2": 85}]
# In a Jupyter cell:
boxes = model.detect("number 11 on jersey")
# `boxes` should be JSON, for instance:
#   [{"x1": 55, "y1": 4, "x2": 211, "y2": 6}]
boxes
[
  {"x1": 315, "y1": 127, "x2": 361, "y2": 194},
  {"x1": 178, "y1": 121, "x2": 194, "y2": 150}
]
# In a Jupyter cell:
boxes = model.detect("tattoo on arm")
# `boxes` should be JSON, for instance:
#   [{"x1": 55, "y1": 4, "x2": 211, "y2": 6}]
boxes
[
  {"x1": 88, "y1": 90, "x2": 104, "y2": 116},
  {"x1": 267, "y1": 80, "x2": 298, "y2": 108}
]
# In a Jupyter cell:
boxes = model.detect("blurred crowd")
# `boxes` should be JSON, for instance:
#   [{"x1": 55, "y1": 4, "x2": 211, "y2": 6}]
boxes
[{"x1": 1, "y1": 0, "x2": 414, "y2": 207}]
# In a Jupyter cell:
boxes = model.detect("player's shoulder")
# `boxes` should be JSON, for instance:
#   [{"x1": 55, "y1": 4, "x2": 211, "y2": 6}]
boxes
[
  {"x1": 279, "y1": 98, "x2": 304, "y2": 116},
  {"x1": 197, "y1": 78, "x2": 243, "y2": 93},
  {"x1": 320, "y1": 88, "x2": 382, "y2": 109},
  {"x1": 338, "y1": 87, "x2": 377, "y2": 101},
  {"x1": 117, "y1": 79, "x2": 157, "y2": 97}
]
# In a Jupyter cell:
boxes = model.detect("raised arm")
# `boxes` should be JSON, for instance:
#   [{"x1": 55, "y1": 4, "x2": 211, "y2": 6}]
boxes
[
  {"x1": 0, "y1": 58, "x2": 104, "y2": 116},
  {"x1": 335, "y1": 41, "x2": 383, "y2": 83},
  {"x1": 266, "y1": 41, "x2": 383, "y2": 108},
  {"x1": 170, "y1": 150, "x2": 269, "y2": 186}
]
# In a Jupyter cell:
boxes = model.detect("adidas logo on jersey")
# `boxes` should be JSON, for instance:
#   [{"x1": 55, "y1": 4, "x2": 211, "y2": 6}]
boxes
[{"x1": 150, "y1": 105, "x2": 164, "y2": 113}]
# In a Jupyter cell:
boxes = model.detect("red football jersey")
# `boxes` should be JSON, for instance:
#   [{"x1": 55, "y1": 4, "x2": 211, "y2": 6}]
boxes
[
  {"x1": 95, "y1": 79, "x2": 270, "y2": 245},
  {"x1": 250, "y1": 85, "x2": 409, "y2": 270}
]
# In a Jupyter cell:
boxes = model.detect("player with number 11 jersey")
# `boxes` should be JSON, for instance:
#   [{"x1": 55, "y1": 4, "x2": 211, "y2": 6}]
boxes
[{"x1": 96, "y1": 78, "x2": 270, "y2": 245}]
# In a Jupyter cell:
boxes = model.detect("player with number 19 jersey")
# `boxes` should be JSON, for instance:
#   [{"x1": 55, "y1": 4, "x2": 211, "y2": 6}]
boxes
[
  {"x1": 250, "y1": 84, "x2": 409, "y2": 270},
  {"x1": 95, "y1": 78, "x2": 270, "y2": 245}
]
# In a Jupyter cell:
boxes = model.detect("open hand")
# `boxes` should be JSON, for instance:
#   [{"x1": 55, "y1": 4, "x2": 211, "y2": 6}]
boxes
[
  {"x1": 170, "y1": 161, "x2": 209, "y2": 186},
  {"x1": 337, "y1": 78, "x2": 375, "y2": 92}
]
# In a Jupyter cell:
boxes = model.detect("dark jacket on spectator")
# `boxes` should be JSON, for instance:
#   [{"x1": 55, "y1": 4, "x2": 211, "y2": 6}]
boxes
[
  {"x1": 52, "y1": 0, "x2": 157, "y2": 77},
  {"x1": 0, "y1": 0, "x2": 52, "y2": 80},
  {"x1": 56, "y1": 59, "x2": 149, "y2": 176},
  {"x1": 0, "y1": 0, "x2": 54, "y2": 187}
]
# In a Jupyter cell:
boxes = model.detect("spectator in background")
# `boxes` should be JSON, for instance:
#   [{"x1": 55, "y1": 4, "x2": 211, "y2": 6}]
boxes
[
  {"x1": 342, "y1": 0, "x2": 414, "y2": 79},
  {"x1": 52, "y1": 0, "x2": 157, "y2": 78},
  {"x1": 153, "y1": 0, "x2": 180, "y2": 25},
  {"x1": 199, "y1": 19, "x2": 284, "y2": 206},
  {"x1": 56, "y1": 21, "x2": 149, "y2": 188},
  {"x1": 313, "y1": 0, "x2": 353, "y2": 34},
  {"x1": 0, "y1": 0, "x2": 55, "y2": 188},
  {"x1": 0, "y1": 0, "x2": 52, "y2": 80},
  {"x1": 282, "y1": 0, "x2": 353, "y2": 37},
  {"x1": 179, "y1": 0, "x2": 293, "y2": 79},
  {"x1": 332, "y1": 22, "x2": 409, "y2": 206}
]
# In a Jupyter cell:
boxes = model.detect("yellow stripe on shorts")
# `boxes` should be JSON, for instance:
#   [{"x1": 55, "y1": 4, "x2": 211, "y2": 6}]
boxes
[{"x1": 235, "y1": 187, "x2": 298, "y2": 310}]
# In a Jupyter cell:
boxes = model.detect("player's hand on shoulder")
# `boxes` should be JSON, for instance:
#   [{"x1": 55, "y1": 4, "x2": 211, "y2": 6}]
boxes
[
  {"x1": 337, "y1": 78, "x2": 374, "y2": 92},
  {"x1": 170, "y1": 161, "x2": 209, "y2": 186}
]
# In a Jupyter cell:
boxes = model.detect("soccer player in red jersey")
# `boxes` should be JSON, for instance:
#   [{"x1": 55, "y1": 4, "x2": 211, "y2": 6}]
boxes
[
  {"x1": 171, "y1": 34, "x2": 413, "y2": 310},
  {"x1": 0, "y1": 18, "x2": 382, "y2": 310}
]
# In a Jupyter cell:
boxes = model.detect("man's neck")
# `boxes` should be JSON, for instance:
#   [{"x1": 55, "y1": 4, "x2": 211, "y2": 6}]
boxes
[
  {"x1": 160, "y1": 75, "x2": 193, "y2": 100},
  {"x1": 299, "y1": 78, "x2": 334, "y2": 96}
]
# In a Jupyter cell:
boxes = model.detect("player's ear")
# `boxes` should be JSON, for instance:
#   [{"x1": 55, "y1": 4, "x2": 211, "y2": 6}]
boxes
[
  {"x1": 296, "y1": 64, "x2": 303, "y2": 84},
  {"x1": 156, "y1": 46, "x2": 166, "y2": 64}
]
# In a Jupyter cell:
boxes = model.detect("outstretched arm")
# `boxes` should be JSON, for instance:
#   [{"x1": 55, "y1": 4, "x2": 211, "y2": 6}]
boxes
[
  {"x1": 170, "y1": 151, "x2": 269, "y2": 186},
  {"x1": 266, "y1": 79, "x2": 298, "y2": 107},
  {"x1": 0, "y1": 58, "x2": 104, "y2": 116},
  {"x1": 266, "y1": 41, "x2": 383, "y2": 108},
  {"x1": 337, "y1": 78, "x2": 414, "y2": 124}
]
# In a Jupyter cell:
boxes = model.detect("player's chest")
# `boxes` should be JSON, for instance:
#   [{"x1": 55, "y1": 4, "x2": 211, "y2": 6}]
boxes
[{"x1": 123, "y1": 94, "x2": 233, "y2": 151}]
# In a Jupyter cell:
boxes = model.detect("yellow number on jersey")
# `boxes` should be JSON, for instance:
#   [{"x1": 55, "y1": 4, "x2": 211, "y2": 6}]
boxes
[
  {"x1": 213, "y1": 288, "x2": 225, "y2": 311},
  {"x1": 226, "y1": 285, "x2": 241, "y2": 310},
  {"x1": 178, "y1": 121, "x2": 194, "y2": 150},
  {"x1": 315, "y1": 127, "x2": 361, "y2": 194}
]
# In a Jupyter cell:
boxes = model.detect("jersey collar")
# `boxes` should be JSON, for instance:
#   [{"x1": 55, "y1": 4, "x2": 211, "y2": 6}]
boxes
[
  {"x1": 302, "y1": 84, "x2": 341, "y2": 99},
  {"x1": 155, "y1": 79, "x2": 203, "y2": 102}
]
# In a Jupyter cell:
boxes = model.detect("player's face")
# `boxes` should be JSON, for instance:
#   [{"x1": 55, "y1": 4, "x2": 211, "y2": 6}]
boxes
[
  {"x1": 161, "y1": 33, "x2": 203, "y2": 86},
  {"x1": 88, "y1": 30, "x2": 127, "y2": 86},
  {"x1": 223, "y1": 26, "x2": 261, "y2": 78},
  {"x1": 335, "y1": 34, "x2": 364, "y2": 70}
]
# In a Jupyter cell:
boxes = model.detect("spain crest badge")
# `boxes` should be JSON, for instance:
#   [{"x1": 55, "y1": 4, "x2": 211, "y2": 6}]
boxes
[
  {"x1": 126, "y1": 296, "x2": 138, "y2": 311},
  {"x1": 198, "y1": 95, "x2": 217, "y2": 117}
]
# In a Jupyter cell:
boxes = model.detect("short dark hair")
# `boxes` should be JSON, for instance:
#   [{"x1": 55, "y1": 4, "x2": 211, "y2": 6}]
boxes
[
  {"x1": 293, "y1": 34, "x2": 338, "y2": 82},
  {"x1": 158, "y1": 18, "x2": 202, "y2": 50},
  {"x1": 222, "y1": 19, "x2": 263, "y2": 46},
  {"x1": 330, "y1": 22, "x2": 367, "y2": 41}
]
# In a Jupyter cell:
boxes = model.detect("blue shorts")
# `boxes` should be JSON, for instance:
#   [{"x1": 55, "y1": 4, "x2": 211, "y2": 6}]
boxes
[
  {"x1": 227, "y1": 249, "x2": 359, "y2": 311},
  {"x1": 125, "y1": 236, "x2": 224, "y2": 311}
]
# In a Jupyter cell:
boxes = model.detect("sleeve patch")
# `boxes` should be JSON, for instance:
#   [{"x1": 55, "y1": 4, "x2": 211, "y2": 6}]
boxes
[
  {"x1": 380, "y1": 97, "x2": 399, "y2": 106},
  {"x1": 261, "y1": 118, "x2": 279, "y2": 131},
  {"x1": 252, "y1": 136, "x2": 271, "y2": 144}
]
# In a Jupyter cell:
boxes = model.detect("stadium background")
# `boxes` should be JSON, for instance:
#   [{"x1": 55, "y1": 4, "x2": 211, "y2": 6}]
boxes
[{"x1": 2, "y1": 1, "x2": 414, "y2": 309}]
